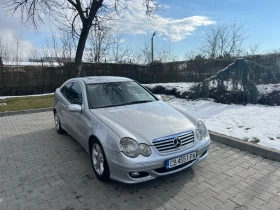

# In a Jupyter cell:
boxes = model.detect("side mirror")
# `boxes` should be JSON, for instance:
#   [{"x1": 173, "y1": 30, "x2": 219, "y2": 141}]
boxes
[
  {"x1": 155, "y1": 95, "x2": 162, "y2": 100},
  {"x1": 68, "y1": 104, "x2": 82, "y2": 113}
]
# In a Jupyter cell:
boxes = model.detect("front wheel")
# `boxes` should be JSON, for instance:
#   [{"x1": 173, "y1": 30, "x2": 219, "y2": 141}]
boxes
[
  {"x1": 54, "y1": 112, "x2": 65, "y2": 134},
  {"x1": 91, "y1": 141, "x2": 110, "y2": 181}
]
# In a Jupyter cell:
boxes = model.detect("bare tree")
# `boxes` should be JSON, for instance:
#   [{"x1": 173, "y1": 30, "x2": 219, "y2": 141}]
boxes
[
  {"x1": 14, "y1": 34, "x2": 23, "y2": 65},
  {"x1": 87, "y1": 25, "x2": 112, "y2": 62},
  {"x1": 124, "y1": 47, "x2": 144, "y2": 64},
  {"x1": 44, "y1": 30, "x2": 76, "y2": 66},
  {"x1": 28, "y1": 47, "x2": 41, "y2": 62},
  {"x1": 184, "y1": 50, "x2": 199, "y2": 61},
  {"x1": 0, "y1": 32, "x2": 25, "y2": 64},
  {"x1": 109, "y1": 30, "x2": 130, "y2": 63},
  {"x1": 156, "y1": 46, "x2": 173, "y2": 62},
  {"x1": 133, "y1": 38, "x2": 152, "y2": 64},
  {"x1": 4, "y1": 0, "x2": 160, "y2": 75},
  {"x1": 130, "y1": 38, "x2": 174, "y2": 64},
  {"x1": 247, "y1": 44, "x2": 261, "y2": 56},
  {"x1": 263, "y1": 49, "x2": 280, "y2": 68},
  {"x1": 0, "y1": 37, "x2": 12, "y2": 63},
  {"x1": 59, "y1": 31, "x2": 76, "y2": 62},
  {"x1": 201, "y1": 20, "x2": 247, "y2": 59}
]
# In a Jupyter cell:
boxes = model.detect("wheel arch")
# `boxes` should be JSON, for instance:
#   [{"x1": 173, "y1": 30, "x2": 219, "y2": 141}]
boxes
[
  {"x1": 88, "y1": 135, "x2": 101, "y2": 156},
  {"x1": 89, "y1": 135, "x2": 111, "y2": 181}
]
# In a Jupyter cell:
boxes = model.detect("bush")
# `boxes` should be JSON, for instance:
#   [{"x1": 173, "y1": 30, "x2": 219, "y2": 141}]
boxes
[{"x1": 147, "y1": 61, "x2": 165, "y2": 82}]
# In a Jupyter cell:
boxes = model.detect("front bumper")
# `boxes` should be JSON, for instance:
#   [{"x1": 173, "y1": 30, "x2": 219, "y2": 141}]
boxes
[{"x1": 104, "y1": 137, "x2": 210, "y2": 184}]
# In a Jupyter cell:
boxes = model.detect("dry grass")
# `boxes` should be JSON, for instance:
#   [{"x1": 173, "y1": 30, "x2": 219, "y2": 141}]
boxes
[{"x1": 0, "y1": 94, "x2": 54, "y2": 112}]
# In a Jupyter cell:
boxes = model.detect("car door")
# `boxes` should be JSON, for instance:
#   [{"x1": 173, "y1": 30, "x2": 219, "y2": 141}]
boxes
[
  {"x1": 58, "y1": 82, "x2": 73, "y2": 131},
  {"x1": 63, "y1": 82, "x2": 88, "y2": 148}
]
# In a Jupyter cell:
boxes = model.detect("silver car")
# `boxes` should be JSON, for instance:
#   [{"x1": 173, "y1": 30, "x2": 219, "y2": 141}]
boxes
[{"x1": 54, "y1": 76, "x2": 210, "y2": 184}]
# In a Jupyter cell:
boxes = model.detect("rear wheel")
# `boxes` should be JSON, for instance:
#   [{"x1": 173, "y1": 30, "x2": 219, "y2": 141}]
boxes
[
  {"x1": 91, "y1": 140, "x2": 110, "y2": 181},
  {"x1": 54, "y1": 112, "x2": 65, "y2": 134}
]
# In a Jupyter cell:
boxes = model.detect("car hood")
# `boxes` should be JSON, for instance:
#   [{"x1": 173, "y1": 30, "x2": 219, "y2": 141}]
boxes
[{"x1": 91, "y1": 101, "x2": 196, "y2": 145}]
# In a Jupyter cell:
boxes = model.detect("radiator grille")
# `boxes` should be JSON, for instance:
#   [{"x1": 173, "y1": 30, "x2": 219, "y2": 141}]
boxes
[{"x1": 153, "y1": 131, "x2": 194, "y2": 153}]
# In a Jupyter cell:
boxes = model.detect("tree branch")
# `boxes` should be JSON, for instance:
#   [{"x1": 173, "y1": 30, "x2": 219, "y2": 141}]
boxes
[
  {"x1": 88, "y1": 0, "x2": 103, "y2": 23},
  {"x1": 67, "y1": 0, "x2": 77, "y2": 7},
  {"x1": 71, "y1": 13, "x2": 80, "y2": 37},
  {"x1": 67, "y1": 0, "x2": 86, "y2": 22}
]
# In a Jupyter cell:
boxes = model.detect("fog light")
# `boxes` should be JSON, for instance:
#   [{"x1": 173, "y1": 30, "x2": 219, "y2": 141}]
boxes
[{"x1": 130, "y1": 172, "x2": 140, "y2": 177}]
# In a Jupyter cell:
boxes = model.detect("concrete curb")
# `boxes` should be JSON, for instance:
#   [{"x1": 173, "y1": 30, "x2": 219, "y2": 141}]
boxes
[
  {"x1": 209, "y1": 131, "x2": 280, "y2": 161},
  {"x1": 0, "y1": 107, "x2": 52, "y2": 117}
]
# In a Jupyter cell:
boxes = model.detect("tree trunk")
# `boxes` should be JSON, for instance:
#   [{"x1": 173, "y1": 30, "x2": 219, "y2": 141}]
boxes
[
  {"x1": 75, "y1": 24, "x2": 91, "y2": 77},
  {"x1": 74, "y1": 0, "x2": 102, "y2": 77}
]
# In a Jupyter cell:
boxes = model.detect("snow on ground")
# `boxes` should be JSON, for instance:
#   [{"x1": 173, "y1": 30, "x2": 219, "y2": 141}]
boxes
[
  {"x1": 0, "y1": 93, "x2": 54, "y2": 100},
  {"x1": 162, "y1": 95, "x2": 280, "y2": 151},
  {"x1": 4, "y1": 61, "x2": 60, "y2": 67}
]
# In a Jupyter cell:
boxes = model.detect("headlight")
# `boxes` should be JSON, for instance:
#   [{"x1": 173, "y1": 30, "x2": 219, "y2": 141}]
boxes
[
  {"x1": 195, "y1": 121, "x2": 209, "y2": 141},
  {"x1": 120, "y1": 138, "x2": 140, "y2": 158},
  {"x1": 120, "y1": 138, "x2": 152, "y2": 158},
  {"x1": 139, "y1": 144, "x2": 152, "y2": 157}
]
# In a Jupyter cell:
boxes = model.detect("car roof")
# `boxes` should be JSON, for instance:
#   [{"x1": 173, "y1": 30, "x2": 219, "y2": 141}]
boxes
[{"x1": 74, "y1": 76, "x2": 133, "y2": 84}]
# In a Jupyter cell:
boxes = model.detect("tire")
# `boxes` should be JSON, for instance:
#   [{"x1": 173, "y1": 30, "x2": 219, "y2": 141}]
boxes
[
  {"x1": 90, "y1": 140, "x2": 110, "y2": 181},
  {"x1": 54, "y1": 112, "x2": 65, "y2": 134}
]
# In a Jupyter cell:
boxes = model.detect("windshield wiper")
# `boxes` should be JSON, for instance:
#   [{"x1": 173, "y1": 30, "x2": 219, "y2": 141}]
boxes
[
  {"x1": 93, "y1": 104, "x2": 122, "y2": 109},
  {"x1": 121, "y1": 100, "x2": 153, "y2": 106},
  {"x1": 91, "y1": 100, "x2": 153, "y2": 109}
]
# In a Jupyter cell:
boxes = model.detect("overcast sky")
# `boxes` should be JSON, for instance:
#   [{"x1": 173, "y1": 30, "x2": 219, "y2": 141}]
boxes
[{"x1": 1, "y1": 0, "x2": 280, "y2": 60}]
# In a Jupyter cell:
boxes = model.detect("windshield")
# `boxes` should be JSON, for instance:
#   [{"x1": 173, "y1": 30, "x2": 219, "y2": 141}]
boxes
[{"x1": 87, "y1": 81, "x2": 157, "y2": 109}]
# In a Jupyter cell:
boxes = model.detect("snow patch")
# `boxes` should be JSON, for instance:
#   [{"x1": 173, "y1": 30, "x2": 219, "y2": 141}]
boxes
[
  {"x1": 162, "y1": 95, "x2": 280, "y2": 151},
  {"x1": 257, "y1": 83, "x2": 280, "y2": 95},
  {"x1": 208, "y1": 80, "x2": 243, "y2": 91},
  {"x1": 0, "y1": 93, "x2": 54, "y2": 100}
]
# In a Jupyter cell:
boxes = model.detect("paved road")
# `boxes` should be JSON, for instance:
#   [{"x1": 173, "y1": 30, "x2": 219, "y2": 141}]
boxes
[{"x1": 0, "y1": 112, "x2": 280, "y2": 210}]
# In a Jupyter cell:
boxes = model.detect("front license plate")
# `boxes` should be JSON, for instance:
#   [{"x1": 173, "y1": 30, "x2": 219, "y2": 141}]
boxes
[{"x1": 166, "y1": 151, "x2": 197, "y2": 169}]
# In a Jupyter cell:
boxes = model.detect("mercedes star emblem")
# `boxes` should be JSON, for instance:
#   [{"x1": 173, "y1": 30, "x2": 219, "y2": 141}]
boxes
[{"x1": 173, "y1": 138, "x2": 182, "y2": 147}]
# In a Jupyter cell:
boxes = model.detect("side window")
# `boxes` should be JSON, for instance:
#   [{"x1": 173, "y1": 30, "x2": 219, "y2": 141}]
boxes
[
  {"x1": 69, "y1": 82, "x2": 83, "y2": 105},
  {"x1": 60, "y1": 82, "x2": 73, "y2": 101}
]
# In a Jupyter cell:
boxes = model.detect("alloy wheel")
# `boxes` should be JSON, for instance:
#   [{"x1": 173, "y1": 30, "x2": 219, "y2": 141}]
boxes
[
  {"x1": 54, "y1": 113, "x2": 60, "y2": 131},
  {"x1": 92, "y1": 143, "x2": 105, "y2": 175}
]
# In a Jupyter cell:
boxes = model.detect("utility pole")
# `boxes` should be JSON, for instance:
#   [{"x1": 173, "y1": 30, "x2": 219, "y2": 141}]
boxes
[{"x1": 151, "y1": 32, "x2": 156, "y2": 62}]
